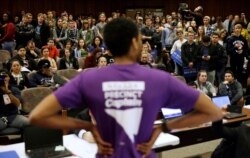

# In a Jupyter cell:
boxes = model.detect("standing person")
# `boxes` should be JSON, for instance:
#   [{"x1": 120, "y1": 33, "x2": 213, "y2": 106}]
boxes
[
  {"x1": 29, "y1": 18, "x2": 222, "y2": 158},
  {"x1": 170, "y1": 29, "x2": 187, "y2": 75},
  {"x1": 211, "y1": 32, "x2": 228, "y2": 84},
  {"x1": 95, "y1": 12, "x2": 106, "y2": 39},
  {"x1": 33, "y1": 13, "x2": 50, "y2": 49},
  {"x1": 227, "y1": 22, "x2": 249, "y2": 83},
  {"x1": 141, "y1": 17, "x2": 155, "y2": 48},
  {"x1": 0, "y1": 12, "x2": 15, "y2": 55},
  {"x1": 181, "y1": 31, "x2": 199, "y2": 81},
  {"x1": 15, "y1": 13, "x2": 34, "y2": 49},
  {"x1": 53, "y1": 18, "x2": 67, "y2": 49}
]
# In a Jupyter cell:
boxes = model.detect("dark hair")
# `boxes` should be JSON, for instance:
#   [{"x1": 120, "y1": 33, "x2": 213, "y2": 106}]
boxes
[
  {"x1": 104, "y1": 18, "x2": 138, "y2": 57},
  {"x1": 41, "y1": 46, "x2": 49, "y2": 54},
  {"x1": 92, "y1": 36, "x2": 103, "y2": 48},
  {"x1": 0, "y1": 69, "x2": 8, "y2": 86},
  {"x1": 188, "y1": 81, "x2": 198, "y2": 88},
  {"x1": 202, "y1": 35, "x2": 211, "y2": 43},
  {"x1": 225, "y1": 70, "x2": 234, "y2": 77},
  {"x1": 2, "y1": 12, "x2": 13, "y2": 23},
  {"x1": 197, "y1": 70, "x2": 207, "y2": 80}
]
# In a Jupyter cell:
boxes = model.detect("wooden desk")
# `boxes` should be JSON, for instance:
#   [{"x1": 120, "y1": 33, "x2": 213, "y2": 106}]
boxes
[{"x1": 155, "y1": 108, "x2": 250, "y2": 153}]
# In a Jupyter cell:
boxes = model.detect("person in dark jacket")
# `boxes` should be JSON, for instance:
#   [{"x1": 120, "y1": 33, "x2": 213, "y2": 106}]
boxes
[
  {"x1": 33, "y1": 13, "x2": 50, "y2": 49},
  {"x1": 211, "y1": 32, "x2": 228, "y2": 84},
  {"x1": 196, "y1": 35, "x2": 220, "y2": 84},
  {"x1": 59, "y1": 49, "x2": 79, "y2": 70},
  {"x1": 227, "y1": 22, "x2": 249, "y2": 83},
  {"x1": 29, "y1": 59, "x2": 53, "y2": 87},
  {"x1": 181, "y1": 31, "x2": 199, "y2": 68},
  {"x1": 218, "y1": 70, "x2": 244, "y2": 105},
  {"x1": 212, "y1": 120, "x2": 250, "y2": 158}
]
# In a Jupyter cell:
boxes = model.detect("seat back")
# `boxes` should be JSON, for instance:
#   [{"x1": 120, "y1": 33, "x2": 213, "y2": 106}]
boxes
[
  {"x1": 0, "y1": 50, "x2": 11, "y2": 69},
  {"x1": 56, "y1": 69, "x2": 80, "y2": 80},
  {"x1": 21, "y1": 87, "x2": 53, "y2": 113},
  {"x1": 174, "y1": 75, "x2": 187, "y2": 83},
  {"x1": 77, "y1": 57, "x2": 86, "y2": 69}
]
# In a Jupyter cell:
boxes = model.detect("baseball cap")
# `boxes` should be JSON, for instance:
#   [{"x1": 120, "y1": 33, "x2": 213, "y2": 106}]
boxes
[{"x1": 37, "y1": 59, "x2": 51, "y2": 69}]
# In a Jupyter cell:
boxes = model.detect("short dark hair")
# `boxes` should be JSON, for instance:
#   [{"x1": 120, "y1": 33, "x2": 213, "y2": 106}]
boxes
[
  {"x1": 104, "y1": 18, "x2": 139, "y2": 57},
  {"x1": 202, "y1": 35, "x2": 211, "y2": 43},
  {"x1": 225, "y1": 70, "x2": 234, "y2": 77}
]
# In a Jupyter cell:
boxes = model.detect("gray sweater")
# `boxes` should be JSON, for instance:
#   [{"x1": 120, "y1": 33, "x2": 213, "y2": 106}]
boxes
[{"x1": 218, "y1": 80, "x2": 243, "y2": 105}]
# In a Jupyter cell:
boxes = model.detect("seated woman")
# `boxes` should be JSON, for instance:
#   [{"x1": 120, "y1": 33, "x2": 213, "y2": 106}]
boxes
[
  {"x1": 87, "y1": 36, "x2": 106, "y2": 53},
  {"x1": 0, "y1": 70, "x2": 29, "y2": 132},
  {"x1": 59, "y1": 49, "x2": 79, "y2": 70},
  {"x1": 59, "y1": 40, "x2": 74, "y2": 58},
  {"x1": 74, "y1": 38, "x2": 89, "y2": 58},
  {"x1": 39, "y1": 46, "x2": 58, "y2": 73},
  {"x1": 194, "y1": 70, "x2": 217, "y2": 97},
  {"x1": 8, "y1": 59, "x2": 30, "y2": 91}
]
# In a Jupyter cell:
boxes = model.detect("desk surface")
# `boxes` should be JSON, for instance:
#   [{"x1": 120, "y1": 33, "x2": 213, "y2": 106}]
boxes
[
  {"x1": 155, "y1": 107, "x2": 250, "y2": 152},
  {"x1": 0, "y1": 133, "x2": 179, "y2": 158}
]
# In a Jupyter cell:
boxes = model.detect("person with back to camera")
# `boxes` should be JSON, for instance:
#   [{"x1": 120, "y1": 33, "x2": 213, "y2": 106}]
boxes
[{"x1": 29, "y1": 18, "x2": 222, "y2": 158}]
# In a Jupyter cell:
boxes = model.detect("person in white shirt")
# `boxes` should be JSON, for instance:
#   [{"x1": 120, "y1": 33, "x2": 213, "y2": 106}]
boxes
[{"x1": 170, "y1": 28, "x2": 187, "y2": 75}]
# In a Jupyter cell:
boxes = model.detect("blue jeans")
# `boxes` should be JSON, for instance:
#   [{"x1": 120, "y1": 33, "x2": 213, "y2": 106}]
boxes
[{"x1": 2, "y1": 41, "x2": 15, "y2": 54}]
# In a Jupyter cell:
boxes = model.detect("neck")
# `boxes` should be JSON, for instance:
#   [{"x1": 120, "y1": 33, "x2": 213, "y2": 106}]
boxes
[{"x1": 114, "y1": 56, "x2": 136, "y2": 65}]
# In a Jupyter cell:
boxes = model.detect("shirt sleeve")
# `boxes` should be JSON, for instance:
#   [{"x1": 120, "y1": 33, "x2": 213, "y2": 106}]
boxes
[
  {"x1": 164, "y1": 76, "x2": 200, "y2": 113},
  {"x1": 54, "y1": 73, "x2": 87, "y2": 109}
]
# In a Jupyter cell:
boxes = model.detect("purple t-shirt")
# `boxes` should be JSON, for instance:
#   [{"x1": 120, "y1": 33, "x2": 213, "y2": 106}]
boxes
[{"x1": 54, "y1": 63, "x2": 199, "y2": 158}]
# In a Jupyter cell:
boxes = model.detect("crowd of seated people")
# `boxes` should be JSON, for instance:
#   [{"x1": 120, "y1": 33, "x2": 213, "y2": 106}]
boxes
[{"x1": 0, "y1": 6, "x2": 250, "y2": 137}]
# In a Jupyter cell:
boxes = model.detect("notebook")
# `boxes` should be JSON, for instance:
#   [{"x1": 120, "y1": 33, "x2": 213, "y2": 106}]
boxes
[
  {"x1": 161, "y1": 108, "x2": 183, "y2": 120},
  {"x1": 212, "y1": 96, "x2": 247, "y2": 119},
  {"x1": 0, "y1": 150, "x2": 19, "y2": 158},
  {"x1": 24, "y1": 126, "x2": 73, "y2": 158}
]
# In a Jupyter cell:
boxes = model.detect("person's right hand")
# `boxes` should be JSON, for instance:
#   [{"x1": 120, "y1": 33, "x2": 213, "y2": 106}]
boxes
[
  {"x1": 223, "y1": 81, "x2": 229, "y2": 84},
  {"x1": 90, "y1": 125, "x2": 114, "y2": 156},
  {"x1": 188, "y1": 62, "x2": 193, "y2": 68}
]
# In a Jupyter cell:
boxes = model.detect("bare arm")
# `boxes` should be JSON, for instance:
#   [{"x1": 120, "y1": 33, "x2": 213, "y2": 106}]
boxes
[
  {"x1": 167, "y1": 93, "x2": 223, "y2": 130},
  {"x1": 29, "y1": 94, "x2": 93, "y2": 130},
  {"x1": 29, "y1": 94, "x2": 114, "y2": 156}
]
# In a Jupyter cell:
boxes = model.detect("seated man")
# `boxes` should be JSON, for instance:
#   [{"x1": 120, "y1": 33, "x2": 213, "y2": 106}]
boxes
[
  {"x1": 29, "y1": 59, "x2": 54, "y2": 87},
  {"x1": 218, "y1": 70, "x2": 244, "y2": 106},
  {"x1": 0, "y1": 70, "x2": 29, "y2": 132}
]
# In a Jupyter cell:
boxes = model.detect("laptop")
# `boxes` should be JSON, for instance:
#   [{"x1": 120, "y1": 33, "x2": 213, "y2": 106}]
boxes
[
  {"x1": 24, "y1": 126, "x2": 73, "y2": 158},
  {"x1": 212, "y1": 96, "x2": 246, "y2": 119},
  {"x1": 161, "y1": 108, "x2": 183, "y2": 120}
]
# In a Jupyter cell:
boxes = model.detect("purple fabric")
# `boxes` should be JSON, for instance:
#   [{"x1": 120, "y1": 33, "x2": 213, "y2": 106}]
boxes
[{"x1": 54, "y1": 63, "x2": 199, "y2": 158}]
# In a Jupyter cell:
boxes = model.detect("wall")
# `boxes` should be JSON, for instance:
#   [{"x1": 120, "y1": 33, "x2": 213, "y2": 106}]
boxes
[{"x1": 1, "y1": 0, "x2": 250, "y2": 19}]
